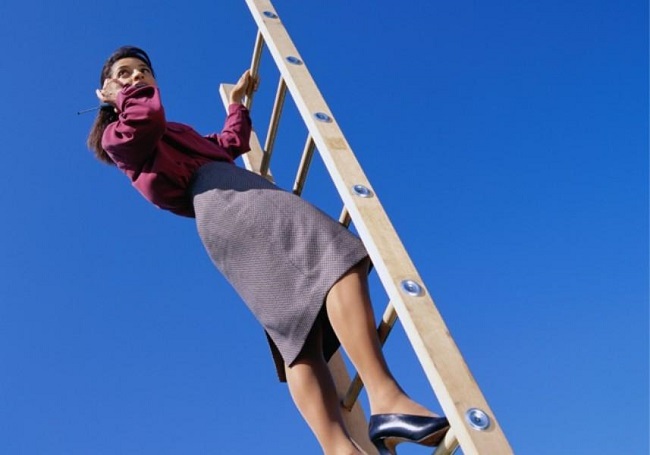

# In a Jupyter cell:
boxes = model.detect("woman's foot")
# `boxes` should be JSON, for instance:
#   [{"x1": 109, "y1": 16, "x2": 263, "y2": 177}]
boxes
[{"x1": 368, "y1": 387, "x2": 438, "y2": 418}]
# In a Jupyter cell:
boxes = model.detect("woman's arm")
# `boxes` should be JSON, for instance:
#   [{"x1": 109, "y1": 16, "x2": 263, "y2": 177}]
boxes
[
  {"x1": 206, "y1": 104, "x2": 252, "y2": 160},
  {"x1": 206, "y1": 70, "x2": 258, "y2": 159},
  {"x1": 101, "y1": 84, "x2": 166, "y2": 171}
]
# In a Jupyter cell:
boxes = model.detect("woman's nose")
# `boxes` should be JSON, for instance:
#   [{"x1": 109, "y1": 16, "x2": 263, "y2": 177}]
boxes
[{"x1": 133, "y1": 70, "x2": 144, "y2": 80}]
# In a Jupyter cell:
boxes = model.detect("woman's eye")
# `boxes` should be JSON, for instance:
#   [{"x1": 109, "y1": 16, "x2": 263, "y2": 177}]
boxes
[{"x1": 118, "y1": 70, "x2": 128, "y2": 78}]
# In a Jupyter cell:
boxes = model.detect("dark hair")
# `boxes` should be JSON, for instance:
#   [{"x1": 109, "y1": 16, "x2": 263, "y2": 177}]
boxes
[{"x1": 86, "y1": 46, "x2": 155, "y2": 164}]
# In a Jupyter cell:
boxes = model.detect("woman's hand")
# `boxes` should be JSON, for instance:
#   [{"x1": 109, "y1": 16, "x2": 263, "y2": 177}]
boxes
[
  {"x1": 95, "y1": 78, "x2": 124, "y2": 107},
  {"x1": 229, "y1": 70, "x2": 259, "y2": 105}
]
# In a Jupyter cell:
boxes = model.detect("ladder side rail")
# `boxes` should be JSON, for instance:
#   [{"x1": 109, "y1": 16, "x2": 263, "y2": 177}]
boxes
[
  {"x1": 244, "y1": 1, "x2": 514, "y2": 454},
  {"x1": 244, "y1": 31, "x2": 265, "y2": 110},
  {"x1": 219, "y1": 82, "x2": 377, "y2": 455}
]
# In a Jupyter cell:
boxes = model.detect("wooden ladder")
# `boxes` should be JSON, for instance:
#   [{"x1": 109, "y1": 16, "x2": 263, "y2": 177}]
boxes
[{"x1": 218, "y1": 1, "x2": 515, "y2": 453}]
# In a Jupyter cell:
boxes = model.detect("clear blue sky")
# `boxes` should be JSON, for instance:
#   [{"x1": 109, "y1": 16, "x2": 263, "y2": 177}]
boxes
[{"x1": 0, "y1": 1, "x2": 647, "y2": 454}]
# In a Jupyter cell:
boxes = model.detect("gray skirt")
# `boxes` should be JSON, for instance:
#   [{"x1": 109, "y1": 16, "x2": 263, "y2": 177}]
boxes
[{"x1": 191, "y1": 161, "x2": 368, "y2": 381}]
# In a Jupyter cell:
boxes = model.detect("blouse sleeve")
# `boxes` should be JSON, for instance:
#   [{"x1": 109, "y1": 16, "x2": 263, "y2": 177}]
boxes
[
  {"x1": 102, "y1": 84, "x2": 166, "y2": 171},
  {"x1": 205, "y1": 104, "x2": 252, "y2": 160}
]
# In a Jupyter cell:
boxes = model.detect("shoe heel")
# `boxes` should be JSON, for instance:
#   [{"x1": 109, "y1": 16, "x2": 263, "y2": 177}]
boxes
[{"x1": 372, "y1": 438, "x2": 396, "y2": 455}]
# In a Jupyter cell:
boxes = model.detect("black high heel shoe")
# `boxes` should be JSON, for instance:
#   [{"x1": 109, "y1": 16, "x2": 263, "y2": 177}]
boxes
[{"x1": 368, "y1": 414, "x2": 450, "y2": 455}]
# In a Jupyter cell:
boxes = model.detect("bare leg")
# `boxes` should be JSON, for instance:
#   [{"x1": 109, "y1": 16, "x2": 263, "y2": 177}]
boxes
[
  {"x1": 285, "y1": 324, "x2": 363, "y2": 455},
  {"x1": 325, "y1": 260, "x2": 435, "y2": 416}
]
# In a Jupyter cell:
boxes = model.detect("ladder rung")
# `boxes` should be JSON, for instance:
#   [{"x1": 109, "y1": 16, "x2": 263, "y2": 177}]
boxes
[
  {"x1": 292, "y1": 135, "x2": 315, "y2": 195},
  {"x1": 342, "y1": 301, "x2": 398, "y2": 411},
  {"x1": 339, "y1": 207, "x2": 351, "y2": 227},
  {"x1": 260, "y1": 76, "x2": 287, "y2": 176},
  {"x1": 432, "y1": 428, "x2": 459, "y2": 455}
]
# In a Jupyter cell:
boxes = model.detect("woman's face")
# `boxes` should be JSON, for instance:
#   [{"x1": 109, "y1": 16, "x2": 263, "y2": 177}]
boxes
[{"x1": 109, "y1": 57, "x2": 156, "y2": 88}]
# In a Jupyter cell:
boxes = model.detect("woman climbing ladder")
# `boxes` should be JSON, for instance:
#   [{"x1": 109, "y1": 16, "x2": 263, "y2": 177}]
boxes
[{"x1": 87, "y1": 45, "x2": 449, "y2": 454}]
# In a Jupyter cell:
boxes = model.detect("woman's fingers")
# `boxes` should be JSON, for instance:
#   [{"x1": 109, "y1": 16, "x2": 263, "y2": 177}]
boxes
[
  {"x1": 243, "y1": 71, "x2": 259, "y2": 97},
  {"x1": 249, "y1": 73, "x2": 260, "y2": 93},
  {"x1": 97, "y1": 78, "x2": 124, "y2": 105},
  {"x1": 229, "y1": 70, "x2": 260, "y2": 104},
  {"x1": 235, "y1": 71, "x2": 249, "y2": 90}
]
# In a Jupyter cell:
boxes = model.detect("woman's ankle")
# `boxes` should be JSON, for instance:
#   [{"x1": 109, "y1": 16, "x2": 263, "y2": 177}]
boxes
[{"x1": 368, "y1": 387, "x2": 436, "y2": 417}]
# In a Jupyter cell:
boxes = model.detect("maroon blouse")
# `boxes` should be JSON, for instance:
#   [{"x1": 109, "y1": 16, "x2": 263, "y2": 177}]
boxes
[{"x1": 102, "y1": 84, "x2": 252, "y2": 217}]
